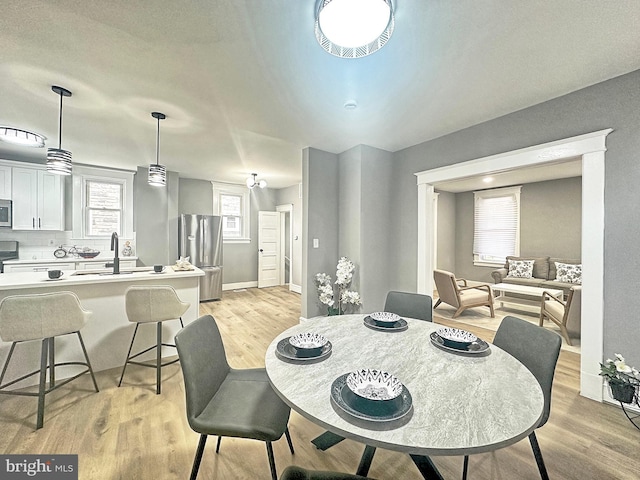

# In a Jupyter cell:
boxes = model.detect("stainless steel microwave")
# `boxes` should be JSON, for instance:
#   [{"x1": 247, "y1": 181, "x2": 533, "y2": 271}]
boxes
[{"x1": 0, "y1": 199, "x2": 12, "y2": 228}]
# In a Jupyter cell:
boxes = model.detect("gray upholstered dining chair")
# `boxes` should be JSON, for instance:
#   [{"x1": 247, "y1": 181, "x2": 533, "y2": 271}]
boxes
[
  {"x1": 118, "y1": 285, "x2": 190, "y2": 394},
  {"x1": 462, "y1": 316, "x2": 561, "y2": 480},
  {"x1": 175, "y1": 314, "x2": 294, "y2": 480},
  {"x1": 383, "y1": 291, "x2": 433, "y2": 321},
  {"x1": 280, "y1": 465, "x2": 376, "y2": 480},
  {"x1": 539, "y1": 286, "x2": 581, "y2": 345},
  {"x1": 0, "y1": 291, "x2": 99, "y2": 430},
  {"x1": 433, "y1": 269, "x2": 495, "y2": 318}
]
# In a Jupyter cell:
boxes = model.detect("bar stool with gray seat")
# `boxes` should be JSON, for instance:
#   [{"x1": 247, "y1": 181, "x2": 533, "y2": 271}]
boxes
[
  {"x1": 0, "y1": 291, "x2": 99, "y2": 430},
  {"x1": 118, "y1": 285, "x2": 190, "y2": 394}
]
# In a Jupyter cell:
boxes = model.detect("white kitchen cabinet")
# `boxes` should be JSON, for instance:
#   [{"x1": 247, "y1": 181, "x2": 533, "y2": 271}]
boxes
[
  {"x1": 4, "y1": 262, "x2": 75, "y2": 273},
  {"x1": 12, "y1": 166, "x2": 64, "y2": 230},
  {"x1": 0, "y1": 165, "x2": 11, "y2": 199}
]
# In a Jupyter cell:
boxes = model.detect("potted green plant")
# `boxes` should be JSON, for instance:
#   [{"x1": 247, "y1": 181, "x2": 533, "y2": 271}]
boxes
[{"x1": 600, "y1": 354, "x2": 639, "y2": 404}]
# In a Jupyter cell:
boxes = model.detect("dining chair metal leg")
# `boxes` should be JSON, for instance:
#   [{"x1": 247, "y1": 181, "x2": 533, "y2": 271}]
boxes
[
  {"x1": 410, "y1": 454, "x2": 445, "y2": 480},
  {"x1": 215, "y1": 436, "x2": 222, "y2": 453},
  {"x1": 266, "y1": 441, "x2": 277, "y2": 480},
  {"x1": 285, "y1": 427, "x2": 295, "y2": 454},
  {"x1": 356, "y1": 445, "x2": 377, "y2": 477},
  {"x1": 190, "y1": 434, "x2": 208, "y2": 480},
  {"x1": 118, "y1": 323, "x2": 140, "y2": 387},
  {"x1": 156, "y1": 322, "x2": 162, "y2": 394},
  {"x1": 462, "y1": 455, "x2": 469, "y2": 480},
  {"x1": 529, "y1": 431, "x2": 550, "y2": 480}
]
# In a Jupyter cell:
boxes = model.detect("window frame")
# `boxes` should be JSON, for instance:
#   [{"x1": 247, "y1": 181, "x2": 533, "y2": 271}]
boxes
[
  {"x1": 212, "y1": 181, "x2": 250, "y2": 244},
  {"x1": 473, "y1": 185, "x2": 522, "y2": 267},
  {"x1": 72, "y1": 165, "x2": 135, "y2": 239}
]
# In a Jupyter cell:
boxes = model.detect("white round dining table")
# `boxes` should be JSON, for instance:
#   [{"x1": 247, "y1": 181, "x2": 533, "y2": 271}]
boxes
[{"x1": 265, "y1": 314, "x2": 544, "y2": 476}]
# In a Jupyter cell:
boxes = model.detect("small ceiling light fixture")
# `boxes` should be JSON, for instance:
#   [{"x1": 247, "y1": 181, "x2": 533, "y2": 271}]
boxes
[
  {"x1": 315, "y1": 0, "x2": 394, "y2": 58},
  {"x1": 246, "y1": 173, "x2": 267, "y2": 189},
  {"x1": 148, "y1": 112, "x2": 167, "y2": 187},
  {"x1": 47, "y1": 85, "x2": 73, "y2": 175},
  {"x1": 0, "y1": 126, "x2": 45, "y2": 148},
  {"x1": 344, "y1": 100, "x2": 358, "y2": 110}
]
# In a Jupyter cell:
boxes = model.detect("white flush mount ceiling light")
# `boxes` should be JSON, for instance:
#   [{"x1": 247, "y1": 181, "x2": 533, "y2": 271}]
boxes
[
  {"x1": 47, "y1": 85, "x2": 73, "y2": 175},
  {"x1": 148, "y1": 112, "x2": 167, "y2": 187},
  {"x1": 315, "y1": 0, "x2": 394, "y2": 58},
  {"x1": 246, "y1": 173, "x2": 267, "y2": 189},
  {"x1": 0, "y1": 126, "x2": 45, "y2": 148}
]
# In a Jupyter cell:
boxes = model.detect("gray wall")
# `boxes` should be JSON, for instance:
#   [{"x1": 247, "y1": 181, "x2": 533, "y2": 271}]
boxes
[
  {"x1": 303, "y1": 145, "x2": 394, "y2": 316},
  {"x1": 178, "y1": 178, "x2": 214, "y2": 215},
  {"x1": 444, "y1": 176, "x2": 582, "y2": 283},
  {"x1": 303, "y1": 147, "x2": 339, "y2": 318},
  {"x1": 134, "y1": 167, "x2": 179, "y2": 266},
  {"x1": 386, "y1": 69, "x2": 640, "y2": 367}
]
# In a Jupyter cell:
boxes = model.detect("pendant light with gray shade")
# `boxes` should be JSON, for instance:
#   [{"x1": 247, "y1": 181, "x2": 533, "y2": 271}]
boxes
[
  {"x1": 148, "y1": 112, "x2": 166, "y2": 186},
  {"x1": 47, "y1": 85, "x2": 73, "y2": 175}
]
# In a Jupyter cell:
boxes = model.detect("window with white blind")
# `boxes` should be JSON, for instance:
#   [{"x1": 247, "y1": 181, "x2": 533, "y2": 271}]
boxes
[
  {"x1": 212, "y1": 182, "x2": 250, "y2": 243},
  {"x1": 473, "y1": 186, "x2": 521, "y2": 266}
]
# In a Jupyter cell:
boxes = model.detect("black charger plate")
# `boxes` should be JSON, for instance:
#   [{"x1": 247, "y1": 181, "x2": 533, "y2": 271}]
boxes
[
  {"x1": 429, "y1": 332, "x2": 490, "y2": 354},
  {"x1": 276, "y1": 337, "x2": 332, "y2": 361},
  {"x1": 363, "y1": 316, "x2": 408, "y2": 332},
  {"x1": 330, "y1": 373, "x2": 413, "y2": 422}
]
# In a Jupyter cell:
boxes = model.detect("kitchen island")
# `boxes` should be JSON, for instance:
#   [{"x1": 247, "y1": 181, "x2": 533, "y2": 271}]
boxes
[{"x1": 0, "y1": 266, "x2": 204, "y2": 387}]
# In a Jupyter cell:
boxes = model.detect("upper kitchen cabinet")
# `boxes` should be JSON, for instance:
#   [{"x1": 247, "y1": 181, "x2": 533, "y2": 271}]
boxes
[
  {"x1": 12, "y1": 166, "x2": 65, "y2": 230},
  {"x1": 0, "y1": 165, "x2": 11, "y2": 199}
]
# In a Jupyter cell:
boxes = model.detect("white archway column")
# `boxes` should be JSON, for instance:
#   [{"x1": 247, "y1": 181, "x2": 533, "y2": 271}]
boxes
[{"x1": 416, "y1": 129, "x2": 612, "y2": 402}]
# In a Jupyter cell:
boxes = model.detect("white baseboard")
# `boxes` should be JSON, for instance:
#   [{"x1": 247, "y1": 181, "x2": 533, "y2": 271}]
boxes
[
  {"x1": 289, "y1": 283, "x2": 302, "y2": 293},
  {"x1": 222, "y1": 281, "x2": 258, "y2": 291}
]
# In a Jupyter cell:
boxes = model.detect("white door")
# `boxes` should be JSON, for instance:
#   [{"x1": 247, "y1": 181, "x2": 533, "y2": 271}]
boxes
[{"x1": 258, "y1": 211, "x2": 281, "y2": 288}]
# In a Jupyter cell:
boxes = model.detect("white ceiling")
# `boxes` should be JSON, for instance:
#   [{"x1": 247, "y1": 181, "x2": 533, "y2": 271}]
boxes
[{"x1": 1, "y1": 1, "x2": 639, "y2": 189}]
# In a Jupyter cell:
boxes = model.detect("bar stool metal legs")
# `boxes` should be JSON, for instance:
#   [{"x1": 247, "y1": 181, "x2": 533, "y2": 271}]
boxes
[
  {"x1": 0, "y1": 331, "x2": 100, "y2": 430},
  {"x1": 118, "y1": 318, "x2": 184, "y2": 394}
]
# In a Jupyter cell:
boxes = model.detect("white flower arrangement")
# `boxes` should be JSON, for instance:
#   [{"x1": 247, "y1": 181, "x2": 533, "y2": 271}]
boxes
[
  {"x1": 600, "y1": 353, "x2": 640, "y2": 384},
  {"x1": 315, "y1": 257, "x2": 362, "y2": 315}
]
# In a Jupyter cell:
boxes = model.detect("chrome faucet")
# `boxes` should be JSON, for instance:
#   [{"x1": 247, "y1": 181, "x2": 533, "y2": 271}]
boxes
[{"x1": 107, "y1": 232, "x2": 120, "y2": 274}]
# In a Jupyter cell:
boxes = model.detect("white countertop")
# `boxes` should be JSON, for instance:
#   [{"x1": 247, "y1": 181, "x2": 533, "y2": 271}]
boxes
[{"x1": 0, "y1": 266, "x2": 204, "y2": 291}]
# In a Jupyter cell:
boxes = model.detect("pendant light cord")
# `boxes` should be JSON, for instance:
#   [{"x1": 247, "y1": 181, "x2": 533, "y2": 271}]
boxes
[
  {"x1": 156, "y1": 116, "x2": 160, "y2": 166},
  {"x1": 58, "y1": 91, "x2": 63, "y2": 149}
]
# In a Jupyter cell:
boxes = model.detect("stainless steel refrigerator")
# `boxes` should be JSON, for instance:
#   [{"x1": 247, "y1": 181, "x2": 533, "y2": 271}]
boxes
[{"x1": 179, "y1": 214, "x2": 223, "y2": 301}]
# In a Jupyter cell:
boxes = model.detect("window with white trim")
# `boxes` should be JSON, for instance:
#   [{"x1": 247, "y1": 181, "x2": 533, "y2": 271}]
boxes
[
  {"x1": 72, "y1": 165, "x2": 134, "y2": 239},
  {"x1": 473, "y1": 186, "x2": 521, "y2": 266},
  {"x1": 86, "y1": 180, "x2": 122, "y2": 236},
  {"x1": 212, "y1": 182, "x2": 250, "y2": 243}
]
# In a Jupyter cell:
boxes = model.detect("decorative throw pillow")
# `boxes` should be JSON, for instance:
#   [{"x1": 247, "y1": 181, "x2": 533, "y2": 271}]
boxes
[
  {"x1": 555, "y1": 262, "x2": 582, "y2": 284},
  {"x1": 507, "y1": 259, "x2": 535, "y2": 278}
]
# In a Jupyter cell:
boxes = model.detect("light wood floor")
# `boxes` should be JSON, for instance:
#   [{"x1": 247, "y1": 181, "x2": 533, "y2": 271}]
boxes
[{"x1": 1, "y1": 286, "x2": 638, "y2": 479}]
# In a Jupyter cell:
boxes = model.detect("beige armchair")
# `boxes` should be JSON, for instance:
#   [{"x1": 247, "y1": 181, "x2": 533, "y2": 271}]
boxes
[
  {"x1": 433, "y1": 269, "x2": 495, "y2": 318},
  {"x1": 539, "y1": 286, "x2": 581, "y2": 345}
]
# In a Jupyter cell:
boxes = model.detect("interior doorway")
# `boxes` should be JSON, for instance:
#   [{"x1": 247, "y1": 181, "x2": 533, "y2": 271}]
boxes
[
  {"x1": 277, "y1": 204, "x2": 293, "y2": 290},
  {"x1": 415, "y1": 129, "x2": 611, "y2": 403}
]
